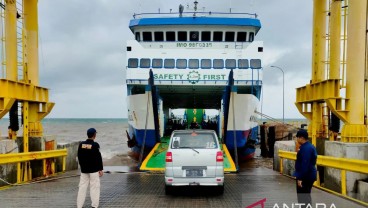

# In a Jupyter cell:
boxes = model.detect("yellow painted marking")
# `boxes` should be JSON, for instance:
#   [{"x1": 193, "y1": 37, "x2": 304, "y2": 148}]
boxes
[
  {"x1": 223, "y1": 144, "x2": 236, "y2": 172},
  {"x1": 140, "y1": 143, "x2": 163, "y2": 171},
  {"x1": 140, "y1": 143, "x2": 237, "y2": 172}
]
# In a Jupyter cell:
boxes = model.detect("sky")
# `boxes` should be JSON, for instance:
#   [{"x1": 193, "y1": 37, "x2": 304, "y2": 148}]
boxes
[{"x1": 34, "y1": 0, "x2": 313, "y2": 119}]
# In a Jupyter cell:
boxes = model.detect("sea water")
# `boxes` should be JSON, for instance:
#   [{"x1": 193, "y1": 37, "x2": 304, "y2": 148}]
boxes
[
  {"x1": 0, "y1": 118, "x2": 129, "y2": 159},
  {"x1": 0, "y1": 117, "x2": 308, "y2": 160}
]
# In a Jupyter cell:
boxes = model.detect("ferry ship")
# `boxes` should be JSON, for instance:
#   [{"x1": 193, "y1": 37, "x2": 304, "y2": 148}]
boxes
[{"x1": 125, "y1": 2, "x2": 263, "y2": 165}]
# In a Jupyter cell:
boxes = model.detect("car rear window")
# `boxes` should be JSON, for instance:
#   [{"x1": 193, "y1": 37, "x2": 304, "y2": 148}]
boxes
[{"x1": 171, "y1": 132, "x2": 217, "y2": 149}]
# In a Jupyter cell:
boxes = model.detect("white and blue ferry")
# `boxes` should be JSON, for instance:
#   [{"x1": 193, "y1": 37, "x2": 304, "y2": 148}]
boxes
[{"x1": 125, "y1": 2, "x2": 263, "y2": 163}]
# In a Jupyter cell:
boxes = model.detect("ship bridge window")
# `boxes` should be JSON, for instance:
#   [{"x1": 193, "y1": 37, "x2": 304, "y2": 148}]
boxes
[
  {"x1": 201, "y1": 59, "x2": 212, "y2": 69},
  {"x1": 176, "y1": 59, "x2": 187, "y2": 69},
  {"x1": 190, "y1": 31, "x2": 199, "y2": 41},
  {"x1": 226, "y1": 59, "x2": 236, "y2": 69},
  {"x1": 225, "y1": 32, "x2": 235, "y2": 42},
  {"x1": 164, "y1": 59, "x2": 175, "y2": 68},
  {"x1": 189, "y1": 59, "x2": 199, "y2": 69},
  {"x1": 154, "y1": 32, "x2": 164, "y2": 41},
  {"x1": 128, "y1": 58, "x2": 138, "y2": 68},
  {"x1": 178, "y1": 31, "x2": 187, "y2": 41},
  {"x1": 135, "y1": 32, "x2": 141, "y2": 42},
  {"x1": 237, "y1": 32, "x2": 247, "y2": 42},
  {"x1": 140, "y1": 58, "x2": 151, "y2": 68},
  {"x1": 250, "y1": 59, "x2": 261, "y2": 69},
  {"x1": 201, "y1": 31, "x2": 211, "y2": 41},
  {"x1": 166, "y1": 31, "x2": 176, "y2": 41},
  {"x1": 238, "y1": 59, "x2": 249, "y2": 69},
  {"x1": 143, "y1": 32, "x2": 152, "y2": 41},
  {"x1": 152, "y1": 59, "x2": 163, "y2": 68},
  {"x1": 249, "y1": 32, "x2": 254, "y2": 42},
  {"x1": 213, "y1": 59, "x2": 224, "y2": 69},
  {"x1": 213, "y1": 31, "x2": 223, "y2": 42}
]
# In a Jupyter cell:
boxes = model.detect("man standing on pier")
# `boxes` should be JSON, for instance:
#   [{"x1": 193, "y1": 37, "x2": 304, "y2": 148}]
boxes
[
  {"x1": 77, "y1": 128, "x2": 104, "y2": 208},
  {"x1": 293, "y1": 129, "x2": 317, "y2": 208}
]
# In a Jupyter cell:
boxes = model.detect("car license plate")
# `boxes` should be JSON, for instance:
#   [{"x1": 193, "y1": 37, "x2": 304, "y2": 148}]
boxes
[{"x1": 186, "y1": 169, "x2": 203, "y2": 177}]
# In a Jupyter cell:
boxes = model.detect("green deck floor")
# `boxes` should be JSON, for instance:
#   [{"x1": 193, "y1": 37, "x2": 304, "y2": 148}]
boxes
[{"x1": 140, "y1": 137, "x2": 236, "y2": 172}]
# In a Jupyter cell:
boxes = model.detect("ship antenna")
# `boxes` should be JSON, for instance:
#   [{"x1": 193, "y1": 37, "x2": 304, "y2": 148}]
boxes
[
  {"x1": 193, "y1": 1, "x2": 198, "y2": 17},
  {"x1": 230, "y1": 0, "x2": 232, "y2": 13},
  {"x1": 179, "y1": 4, "x2": 184, "y2": 17}
]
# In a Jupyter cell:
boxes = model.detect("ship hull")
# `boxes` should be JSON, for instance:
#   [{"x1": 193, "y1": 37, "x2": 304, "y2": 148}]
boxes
[
  {"x1": 127, "y1": 93, "x2": 157, "y2": 160},
  {"x1": 223, "y1": 93, "x2": 259, "y2": 161}
]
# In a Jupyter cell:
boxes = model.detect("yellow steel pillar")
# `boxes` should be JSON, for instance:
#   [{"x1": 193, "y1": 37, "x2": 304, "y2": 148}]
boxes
[
  {"x1": 312, "y1": 0, "x2": 327, "y2": 82},
  {"x1": 341, "y1": 0, "x2": 368, "y2": 142},
  {"x1": 21, "y1": 101, "x2": 32, "y2": 181},
  {"x1": 4, "y1": 0, "x2": 18, "y2": 138},
  {"x1": 329, "y1": 0, "x2": 341, "y2": 80},
  {"x1": 311, "y1": 103, "x2": 322, "y2": 146},
  {"x1": 24, "y1": 0, "x2": 43, "y2": 136},
  {"x1": 310, "y1": 0, "x2": 327, "y2": 145},
  {"x1": 24, "y1": 0, "x2": 39, "y2": 85},
  {"x1": 5, "y1": 0, "x2": 17, "y2": 81},
  {"x1": 328, "y1": 0, "x2": 341, "y2": 141}
]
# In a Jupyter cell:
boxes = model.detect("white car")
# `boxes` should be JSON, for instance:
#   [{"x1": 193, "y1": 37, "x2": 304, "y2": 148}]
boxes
[{"x1": 165, "y1": 130, "x2": 224, "y2": 195}]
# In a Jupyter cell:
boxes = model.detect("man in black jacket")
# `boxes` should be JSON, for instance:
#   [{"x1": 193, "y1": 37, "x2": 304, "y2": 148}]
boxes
[
  {"x1": 77, "y1": 128, "x2": 103, "y2": 208},
  {"x1": 293, "y1": 129, "x2": 317, "y2": 208}
]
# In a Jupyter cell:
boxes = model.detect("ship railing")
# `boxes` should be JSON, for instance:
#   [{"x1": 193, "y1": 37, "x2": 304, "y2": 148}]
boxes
[
  {"x1": 278, "y1": 150, "x2": 368, "y2": 207},
  {"x1": 133, "y1": 11, "x2": 257, "y2": 19}
]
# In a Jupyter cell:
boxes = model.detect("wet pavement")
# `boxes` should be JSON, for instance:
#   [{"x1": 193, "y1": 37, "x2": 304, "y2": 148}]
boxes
[{"x1": 0, "y1": 165, "x2": 365, "y2": 208}]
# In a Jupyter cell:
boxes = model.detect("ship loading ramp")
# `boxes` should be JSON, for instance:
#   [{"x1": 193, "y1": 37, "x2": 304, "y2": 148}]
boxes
[{"x1": 140, "y1": 137, "x2": 237, "y2": 172}]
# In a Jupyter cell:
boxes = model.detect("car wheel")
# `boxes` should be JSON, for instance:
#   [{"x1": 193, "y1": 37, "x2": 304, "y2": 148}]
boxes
[
  {"x1": 217, "y1": 184, "x2": 224, "y2": 195},
  {"x1": 165, "y1": 185, "x2": 173, "y2": 195}
]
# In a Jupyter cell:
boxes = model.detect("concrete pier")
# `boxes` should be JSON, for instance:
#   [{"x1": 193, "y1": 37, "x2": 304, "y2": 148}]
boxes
[
  {"x1": 56, "y1": 141, "x2": 79, "y2": 172},
  {"x1": 0, "y1": 138, "x2": 18, "y2": 186},
  {"x1": 0, "y1": 138, "x2": 79, "y2": 187},
  {"x1": 273, "y1": 140, "x2": 295, "y2": 176},
  {"x1": 324, "y1": 141, "x2": 368, "y2": 198}
]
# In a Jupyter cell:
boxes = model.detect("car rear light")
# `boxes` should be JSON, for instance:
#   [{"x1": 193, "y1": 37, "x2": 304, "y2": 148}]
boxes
[
  {"x1": 216, "y1": 151, "x2": 223, "y2": 162},
  {"x1": 166, "y1": 152, "x2": 173, "y2": 162}
]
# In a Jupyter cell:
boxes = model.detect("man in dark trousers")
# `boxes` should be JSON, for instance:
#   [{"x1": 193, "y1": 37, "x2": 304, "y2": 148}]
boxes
[
  {"x1": 293, "y1": 129, "x2": 317, "y2": 207},
  {"x1": 77, "y1": 128, "x2": 103, "y2": 208}
]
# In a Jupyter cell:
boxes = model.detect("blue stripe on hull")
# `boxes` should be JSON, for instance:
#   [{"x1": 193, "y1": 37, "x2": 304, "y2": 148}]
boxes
[
  {"x1": 225, "y1": 130, "x2": 248, "y2": 150},
  {"x1": 128, "y1": 124, "x2": 157, "y2": 148},
  {"x1": 225, "y1": 126, "x2": 258, "y2": 160},
  {"x1": 225, "y1": 126, "x2": 258, "y2": 149}
]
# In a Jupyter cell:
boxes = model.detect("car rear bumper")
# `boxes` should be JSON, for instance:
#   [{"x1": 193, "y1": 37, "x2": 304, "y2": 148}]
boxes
[{"x1": 165, "y1": 176, "x2": 224, "y2": 186}]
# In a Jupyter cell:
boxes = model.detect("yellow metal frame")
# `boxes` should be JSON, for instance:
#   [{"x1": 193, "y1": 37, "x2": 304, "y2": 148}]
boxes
[
  {"x1": 296, "y1": 0, "x2": 368, "y2": 144},
  {"x1": 0, "y1": 79, "x2": 51, "y2": 102},
  {"x1": 0, "y1": 79, "x2": 54, "y2": 119},
  {"x1": 0, "y1": 1, "x2": 60, "y2": 184},
  {"x1": 278, "y1": 150, "x2": 368, "y2": 207},
  {"x1": 295, "y1": 79, "x2": 347, "y2": 123}
]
